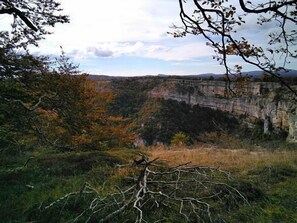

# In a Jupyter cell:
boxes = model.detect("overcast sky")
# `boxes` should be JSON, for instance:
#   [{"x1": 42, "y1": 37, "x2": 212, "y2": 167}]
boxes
[{"x1": 30, "y1": 0, "x2": 297, "y2": 76}]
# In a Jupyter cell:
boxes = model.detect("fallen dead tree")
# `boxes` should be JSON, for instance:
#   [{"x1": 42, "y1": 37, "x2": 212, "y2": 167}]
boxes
[{"x1": 43, "y1": 153, "x2": 249, "y2": 222}]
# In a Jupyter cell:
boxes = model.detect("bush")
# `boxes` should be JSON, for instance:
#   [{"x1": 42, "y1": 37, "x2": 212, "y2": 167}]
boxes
[{"x1": 171, "y1": 132, "x2": 190, "y2": 147}]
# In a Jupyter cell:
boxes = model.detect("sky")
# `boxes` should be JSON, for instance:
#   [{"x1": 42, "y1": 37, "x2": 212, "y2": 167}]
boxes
[{"x1": 26, "y1": 0, "x2": 297, "y2": 76}]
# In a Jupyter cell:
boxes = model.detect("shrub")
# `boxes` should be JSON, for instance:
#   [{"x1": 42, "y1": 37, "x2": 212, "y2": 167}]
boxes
[{"x1": 171, "y1": 132, "x2": 190, "y2": 147}]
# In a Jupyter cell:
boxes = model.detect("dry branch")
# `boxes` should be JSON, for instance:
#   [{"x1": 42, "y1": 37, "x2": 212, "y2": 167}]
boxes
[{"x1": 44, "y1": 154, "x2": 249, "y2": 222}]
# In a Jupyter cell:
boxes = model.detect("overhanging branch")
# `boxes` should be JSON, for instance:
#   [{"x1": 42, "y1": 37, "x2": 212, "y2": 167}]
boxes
[
  {"x1": 175, "y1": 0, "x2": 297, "y2": 100},
  {"x1": 0, "y1": 7, "x2": 38, "y2": 31}
]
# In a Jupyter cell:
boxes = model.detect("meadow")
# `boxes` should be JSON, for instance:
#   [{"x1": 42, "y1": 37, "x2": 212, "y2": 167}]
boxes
[{"x1": 1, "y1": 141, "x2": 297, "y2": 222}]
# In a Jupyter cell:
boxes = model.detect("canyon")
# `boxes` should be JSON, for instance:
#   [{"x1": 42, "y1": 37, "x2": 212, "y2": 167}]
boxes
[{"x1": 149, "y1": 78, "x2": 297, "y2": 142}]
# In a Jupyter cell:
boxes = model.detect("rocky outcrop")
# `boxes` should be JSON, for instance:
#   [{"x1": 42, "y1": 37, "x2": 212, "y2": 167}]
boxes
[
  {"x1": 150, "y1": 79, "x2": 297, "y2": 142},
  {"x1": 288, "y1": 113, "x2": 297, "y2": 142}
]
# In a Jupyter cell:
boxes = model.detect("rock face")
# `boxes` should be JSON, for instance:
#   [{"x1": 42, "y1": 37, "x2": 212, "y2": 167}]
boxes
[
  {"x1": 288, "y1": 114, "x2": 297, "y2": 142},
  {"x1": 150, "y1": 79, "x2": 297, "y2": 142}
]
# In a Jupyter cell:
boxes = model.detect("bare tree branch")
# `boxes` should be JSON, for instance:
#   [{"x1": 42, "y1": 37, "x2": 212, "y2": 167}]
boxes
[
  {"x1": 2, "y1": 93, "x2": 57, "y2": 111},
  {"x1": 44, "y1": 155, "x2": 249, "y2": 222},
  {"x1": 174, "y1": 0, "x2": 297, "y2": 99}
]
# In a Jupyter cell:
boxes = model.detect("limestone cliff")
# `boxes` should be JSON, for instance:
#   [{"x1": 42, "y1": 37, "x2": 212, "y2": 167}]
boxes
[{"x1": 149, "y1": 79, "x2": 297, "y2": 142}]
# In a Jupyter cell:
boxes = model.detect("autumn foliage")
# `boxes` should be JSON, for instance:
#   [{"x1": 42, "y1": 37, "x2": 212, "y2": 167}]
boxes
[
  {"x1": 0, "y1": 52, "x2": 135, "y2": 151},
  {"x1": 35, "y1": 74, "x2": 135, "y2": 150}
]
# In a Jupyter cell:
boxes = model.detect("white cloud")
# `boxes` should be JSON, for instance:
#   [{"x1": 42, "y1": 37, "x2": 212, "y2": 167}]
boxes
[
  {"x1": 41, "y1": 0, "x2": 180, "y2": 45},
  {"x1": 0, "y1": 15, "x2": 13, "y2": 31},
  {"x1": 143, "y1": 42, "x2": 213, "y2": 61},
  {"x1": 31, "y1": 0, "x2": 187, "y2": 57},
  {"x1": 60, "y1": 39, "x2": 213, "y2": 63},
  {"x1": 66, "y1": 41, "x2": 144, "y2": 59},
  {"x1": 24, "y1": 0, "x2": 297, "y2": 76}
]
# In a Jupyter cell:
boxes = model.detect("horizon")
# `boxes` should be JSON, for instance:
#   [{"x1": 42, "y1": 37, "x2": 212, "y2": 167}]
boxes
[{"x1": 86, "y1": 69, "x2": 297, "y2": 78}]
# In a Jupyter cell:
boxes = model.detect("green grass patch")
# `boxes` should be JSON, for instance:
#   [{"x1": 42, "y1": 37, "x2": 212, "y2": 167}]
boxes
[
  {"x1": 0, "y1": 149, "x2": 128, "y2": 222},
  {"x1": 226, "y1": 165, "x2": 297, "y2": 223},
  {"x1": 1, "y1": 147, "x2": 297, "y2": 222}
]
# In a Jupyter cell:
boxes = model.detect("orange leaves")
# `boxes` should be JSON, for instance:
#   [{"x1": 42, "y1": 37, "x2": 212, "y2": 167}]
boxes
[
  {"x1": 36, "y1": 108, "x2": 58, "y2": 120},
  {"x1": 107, "y1": 116, "x2": 126, "y2": 122},
  {"x1": 225, "y1": 44, "x2": 236, "y2": 55},
  {"x1": 26, "y1": 71, "x2": 136, "y2": 150},
  {"x1": 72, "y1": 134, "x2": 93, "y2": 146},
  {"x1": 72, "y1": 78, "x2": 135, "y2": 149},
  {"x1": 71, "y1": 117, "x2": 135, "y2": 149},
  {"x1": 224, "y1": 41, "x2": 264, "y2": 58}
]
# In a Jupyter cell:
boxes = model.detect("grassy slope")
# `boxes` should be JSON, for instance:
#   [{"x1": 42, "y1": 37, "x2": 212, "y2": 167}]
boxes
[
  {"x1": 0, "y1": 149, "x2": 135, "y2": 222},
  {"x1": 148, "y1": 145, "x2": 297, "y2": 223},
  {"x1": 1, "y1": 145, "x2": 297, "y2": 222}
]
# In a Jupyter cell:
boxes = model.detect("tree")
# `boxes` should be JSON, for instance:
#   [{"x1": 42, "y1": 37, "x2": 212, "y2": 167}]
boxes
[
  {"x1": 171, "y1": 131, "x2": 191, "y2": 147},
  {"x1": 0, "y1": 51, "x2": 53, "y2": 151},
  {"x1": 35, "y1": 72, "x2": 134, "y2": 150},
  {"x1": 173, "y1": 0, "x2": 297, "y2": 97},
  {"x1": 0, "y1": 51, "x2": 134, "y2": 151},
  {"x1": 0, "y1": 0, "x2": 69, "y2": 143},
  {"x1": 0, "y1": 0, "x2": 69, "y2": 150},
  {"x1": 0, "y1": 0, "x2": 69, "y2": 49},
  {"x1": 0, "y1": 3, "x2": 133, "y2": 151}
]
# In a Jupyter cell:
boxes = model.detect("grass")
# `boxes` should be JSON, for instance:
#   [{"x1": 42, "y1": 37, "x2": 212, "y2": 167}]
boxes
[
  {"x1": 0, "y1": 149, "x2": 135, "y2": 222},
  {"x1": 0, "y1": 143, "x2": 296, "y2": 222},
  {"x1": 147, "y1": 143, "x2": 297, "y2": 222},
  {"x1": 147, "y1": 143, "x2": 297, "y2": 173}
]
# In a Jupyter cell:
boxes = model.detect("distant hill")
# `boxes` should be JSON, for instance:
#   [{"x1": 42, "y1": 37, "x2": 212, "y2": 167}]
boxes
[
  {"x1": 88, "y1": 70, "x2": 297, "y2": 81},
  {"x1": 87, "y1": 75, "x2": 127, "y2": 81},
  {"x1": 158, "y1": 70, "x2": 297, "y2": 79}
]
